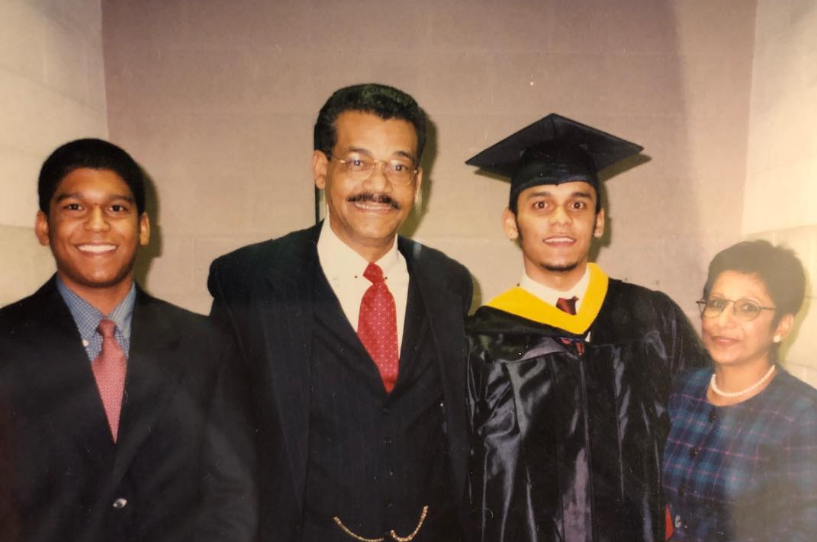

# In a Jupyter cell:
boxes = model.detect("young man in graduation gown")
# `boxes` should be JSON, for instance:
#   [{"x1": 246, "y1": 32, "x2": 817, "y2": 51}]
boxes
[
  {"x1": 0, "y1": 139, "x2": 225, "y2": 542},
  {"x1": 206, "y1": 84, "x2": 473, "y2": 541},
  {"x1": 465, "y1": 115, "x2": 707, "y2": 542}
]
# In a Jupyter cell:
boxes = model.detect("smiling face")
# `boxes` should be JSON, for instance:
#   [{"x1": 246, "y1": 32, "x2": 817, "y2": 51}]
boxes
[
  {"x1": 503, "y1": 181, "x2": 604, "y2": 290},
  {"x1": 313, "y1": 110, "x2": 422, "y2": 262},
  {"x1": 35, "y1": 167, "x2": 149, "y2": 308},
  {"x1": 702, "y1": 270, "x2": 793, "y2": 370}
]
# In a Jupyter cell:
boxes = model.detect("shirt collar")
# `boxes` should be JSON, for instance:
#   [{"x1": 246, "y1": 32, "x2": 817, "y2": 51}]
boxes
[
  {"x1": 317, "y1": 216, "x2": 401, "y2": 279},
  {"x1": 56, "y1": 277, "x2": 137, "y2": 342},
  {"x1": 519, "y1": 265, "x2": 591, "y2": 308}
]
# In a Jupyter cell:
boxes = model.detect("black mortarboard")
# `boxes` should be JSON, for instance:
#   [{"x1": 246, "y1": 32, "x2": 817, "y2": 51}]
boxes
[{"x1": 465, "y1": 114, "x2": 643, "y2": 207}]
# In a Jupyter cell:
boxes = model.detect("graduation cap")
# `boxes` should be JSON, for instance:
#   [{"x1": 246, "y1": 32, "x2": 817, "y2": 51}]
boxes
[{"x1": 466, "y1": 114, "x2": 643, "y2": 207}]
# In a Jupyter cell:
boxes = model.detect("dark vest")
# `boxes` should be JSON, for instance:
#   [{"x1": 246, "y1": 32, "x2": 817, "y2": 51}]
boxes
[{"x1": 301, "y1": 267, "x2": 457, "y2": 542}]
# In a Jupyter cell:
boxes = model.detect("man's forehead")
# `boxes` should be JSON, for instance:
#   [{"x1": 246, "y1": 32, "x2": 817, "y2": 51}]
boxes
[
  {"x1": 53, "y1": 167, "x2": 134, "y2": 199},
  {"x1": 333, "y1": 110, "x2": 418, "y2": 157},
  {"x1": 520, "y1": 181, "x2": 598, "y2": 199}
]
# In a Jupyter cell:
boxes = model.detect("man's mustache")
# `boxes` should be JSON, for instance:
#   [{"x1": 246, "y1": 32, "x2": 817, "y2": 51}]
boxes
[{"x1": 347, "y1": 193, "x2": 400, "y2": 209}]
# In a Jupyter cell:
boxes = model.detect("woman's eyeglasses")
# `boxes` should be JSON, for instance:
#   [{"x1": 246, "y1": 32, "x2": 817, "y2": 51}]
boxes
[{"x1": 696, "y1": 297, "x2": 776, "y2": 322}]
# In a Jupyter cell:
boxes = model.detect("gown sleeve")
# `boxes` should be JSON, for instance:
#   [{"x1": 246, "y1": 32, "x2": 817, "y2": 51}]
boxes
[{"x1": 466, "y1": 331, "x2": 562, "y2": 542}]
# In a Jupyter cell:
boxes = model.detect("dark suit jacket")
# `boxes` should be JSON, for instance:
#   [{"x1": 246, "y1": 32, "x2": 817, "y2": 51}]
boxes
[
  {"x1": 0, "y1": 278, "x2": 225, "y2": 542},
  {"x1": 205, "y1": 224, "x2": 473, "y2": 541}
]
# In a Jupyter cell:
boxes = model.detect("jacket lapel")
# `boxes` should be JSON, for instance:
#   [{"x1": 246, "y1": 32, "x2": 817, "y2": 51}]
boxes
[
  {"x1": 259, "y1": 226, "x2": 319, "y2": 507},
  {"x1": 399, "y1": 239, "x2": 469, "y2": 496},
  {"x1": 112, "y1": 288, "x2": 188, "y2": 485},
  {"x1": 24, "y1": 279, "x2": 116, "y2": 466}
]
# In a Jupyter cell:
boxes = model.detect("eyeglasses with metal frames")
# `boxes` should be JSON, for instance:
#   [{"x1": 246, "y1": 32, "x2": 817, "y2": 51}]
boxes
[
  {"x1": 329, "y1": 153, "x2": 418, "y2": 186},
  {"x1": 696, "y1": 297, "x2": 776, "y2": 322}
]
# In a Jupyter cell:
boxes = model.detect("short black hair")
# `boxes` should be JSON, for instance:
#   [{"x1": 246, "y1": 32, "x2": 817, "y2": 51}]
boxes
[
  {"x1": 703, "y1": 240, "x2": 807, "y2": 319},
  {"x1": 314, "y1": 83, "x2": 427, "y2": 163},
  {"x1": 38, "y1": 138, "x2": 146, "y2": 216}
]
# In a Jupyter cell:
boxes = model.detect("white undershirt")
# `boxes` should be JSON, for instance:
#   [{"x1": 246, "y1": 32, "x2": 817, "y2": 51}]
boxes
[
  {"x1": 518, "y1": 265, "x2": 591, "y2": 311},
  {"x1": 316, "y1": 218, "x2": 409, "y2": 349}
]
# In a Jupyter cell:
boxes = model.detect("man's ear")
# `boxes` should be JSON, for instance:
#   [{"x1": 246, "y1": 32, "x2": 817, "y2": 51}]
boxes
[
  {"x1": 502, "y1": 208, "x2": 519, "y2": 240},
  {"x1": 313, "y1": 150, "x2": 329, "y2": 190},
  {"x1": 593, "y1": 208, "x2": 605, "y2": 239},
  {"x1": 412, "y1": 167, "x2": 424, "y2": 209},
  {"x1": 35, "y1": 211, "x2": 50, "y2": 247},
  {"x1": 138, "y1": 212, "x2": 151, "y2": 246}
]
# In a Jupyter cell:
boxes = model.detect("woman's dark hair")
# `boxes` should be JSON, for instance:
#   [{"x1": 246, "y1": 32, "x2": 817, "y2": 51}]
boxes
[
  {"x1": 313, "y1": 83, "x2": 427, "y2": 162},
  {"x1": 703, "y1": 240, "x2": 807, "y2": 320},
  {"x1": 38, "y1": 138, "x2": 146, "y2": 216}
]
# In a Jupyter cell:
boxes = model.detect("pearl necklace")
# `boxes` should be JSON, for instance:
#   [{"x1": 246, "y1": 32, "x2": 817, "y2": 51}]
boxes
[{"x1": 710, "y1": 365, "x2": 776, "y2": 398}]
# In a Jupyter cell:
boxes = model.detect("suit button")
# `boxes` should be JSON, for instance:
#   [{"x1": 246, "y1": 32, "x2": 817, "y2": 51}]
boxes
[
  {"x1": 689, "y1": 447, "x2": 700, "y2": 458},
  {"x1": 384, "y1": 437, "x2": 393, "y2": 446},
  {"x1": 112, "y1": 498, "x2": 128, "y2": 509},
  {"x1": 386, "y1": 501, "x2": 394, "y2": 509},
  {"x1": 388, "y1": 470, "x2": 395, "y2": 477},
  {"x1": 382, "y1": 406, "x2": 390, "y2": 414}
]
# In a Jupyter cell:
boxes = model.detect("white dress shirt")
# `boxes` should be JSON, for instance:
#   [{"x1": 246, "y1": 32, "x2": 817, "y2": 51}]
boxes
[
  {"x1": 519, "y1": 265, "x2": 591, "y2": 311},
  {"x1": 317, "y1": 218, "x2": 410, "y2": 350}
]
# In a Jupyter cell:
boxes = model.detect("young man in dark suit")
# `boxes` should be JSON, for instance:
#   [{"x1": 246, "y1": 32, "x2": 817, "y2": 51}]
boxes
[
  {"x1": 207, "y1": 83, "x2": 473, "y2": 541},
  {"x1": 0, "y1": 139, "x2": 225, "y2": 542}
]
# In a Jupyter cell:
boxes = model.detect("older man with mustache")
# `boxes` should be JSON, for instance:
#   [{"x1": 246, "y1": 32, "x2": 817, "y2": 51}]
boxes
[{"x1": 204, "y1": 84, "x2": 473, "y2": 542}]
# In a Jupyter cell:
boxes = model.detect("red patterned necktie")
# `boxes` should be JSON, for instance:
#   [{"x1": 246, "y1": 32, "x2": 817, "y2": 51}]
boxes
[
  {"x1": 93, "y1": 319, "x2": 127, "y2": 442},
  {"x1": 556, "y1": 296, "x2": 585, "y2": 355},
  {"x1": 358, "y1": 263, "x2": 399, "y2": 393},
  {"x1": 556, "y1": 296, "x2": 578, "y2": 315}
]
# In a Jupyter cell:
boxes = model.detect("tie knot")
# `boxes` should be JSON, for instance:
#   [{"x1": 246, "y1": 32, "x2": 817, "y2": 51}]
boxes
[
  {"x1": 97, "y1": 318, "x2": 117, "y2": 338},
  {"x1": 556, "y1": 296, "x2": 579, "y2": 315},
  {"x1": 363, "y1": 262, "x2": 385, "y2": 284}
]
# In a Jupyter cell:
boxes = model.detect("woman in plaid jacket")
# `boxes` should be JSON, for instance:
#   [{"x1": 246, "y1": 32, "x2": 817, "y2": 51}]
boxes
[{"x1": 662, "y1": 240, "x2": 817, "y2": 542}]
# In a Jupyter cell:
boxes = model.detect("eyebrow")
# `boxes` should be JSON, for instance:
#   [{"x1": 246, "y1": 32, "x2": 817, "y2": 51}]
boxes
[
  {"x1": 711, "y1": 294, "x2": 765, "y2": 303},
  {"x1": 343, "y1": 146, "x2": 417, "y2": 163},
  {"x1": 523, "y1": 189, "x2": 594, "y2": 200},
  {"x1": 55, "y1": 192, "x2": 135, "y2": 203}
]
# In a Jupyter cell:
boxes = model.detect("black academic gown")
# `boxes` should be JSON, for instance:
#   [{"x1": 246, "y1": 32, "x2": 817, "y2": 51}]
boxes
[{"x1": 466, "y1": 273, "x2": 707, "y2": 542}]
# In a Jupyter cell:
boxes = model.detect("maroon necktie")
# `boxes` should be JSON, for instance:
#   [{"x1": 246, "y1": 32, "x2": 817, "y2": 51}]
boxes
[
  {"x1": 556, "y1": 296, "x2": 585, "y2": 355},
  {"x1": 556, "y1": 296, "x2": 578, "y2": 315},
  {"x1": 92, "y1": 319, "x2": 127, "y2": 442},
  {"x1": 358, "y1": 263, "x2": 399, "y2": 392}
]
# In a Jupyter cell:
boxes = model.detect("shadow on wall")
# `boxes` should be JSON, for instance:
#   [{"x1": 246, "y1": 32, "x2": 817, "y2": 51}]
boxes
[
  {"x1": 396, "y1": 119, "x2": 489, "y2": 311},
  {"x1": 590, "y1": 153, "x2": 653, "y2": 263},
  {"x1": 399, "y1": 117, "x2": 438, "y2": 240},
  {"x1": 781, "y1": 287, "x2": 814, "y2": 363},
  {"x1": 133, "y1": 166, "x2": 161, "y2": 291}
]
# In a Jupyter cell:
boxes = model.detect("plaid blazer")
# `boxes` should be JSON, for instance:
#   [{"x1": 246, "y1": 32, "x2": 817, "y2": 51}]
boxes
[{"x1": 662, "y1": 367, "x2": 817, "y2": 542}]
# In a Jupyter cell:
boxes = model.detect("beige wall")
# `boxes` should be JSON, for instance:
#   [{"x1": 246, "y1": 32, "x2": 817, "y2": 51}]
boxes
[
  {"x1": 0, "y1": 0, "x2": 108, "y2": 306},
  {"x1": 4, "y1": 1, "x2": 812, "y2": 385},
  {"x1": 100, "y1": 0, "x2": 756, "y2": 318},
  {"x1": 746, "y1": 0, "x2": 817, "y2": 386}
]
